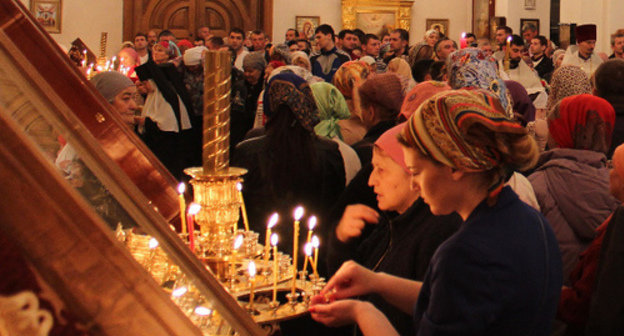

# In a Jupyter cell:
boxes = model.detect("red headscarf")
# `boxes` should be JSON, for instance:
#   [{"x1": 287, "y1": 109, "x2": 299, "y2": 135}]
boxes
[{"x1": 548, "y1": 94, "x2": 615, "y2": 154}]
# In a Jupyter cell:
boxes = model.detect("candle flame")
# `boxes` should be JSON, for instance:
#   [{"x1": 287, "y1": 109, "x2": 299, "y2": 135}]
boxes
[
  {"x1": 172, "y1": 286, "x2": 187, "y2": 297},
  {"x1": 308, "y1": 216, "x2": 317, "y2": 230},
  {"x1": 148, "y1": 238, "x2": 159, "y2": 249},
  {"x1": 234, "y1": 234, "x2": 244, "y2": 250},
  {"x1": 312, "y1": 235, "x2": 320, "y2": 248},
  {"x1": 248, "y1": 260, "x2": 256, "y2": 278},
  {"x1": 461, "y1": 32, "x2": 466, "y2": 38},
  {"x1": 268, "y1": 213, "x2": 279, "y2": 229},
  {"x1": 507, "y1": 36, "x2": 512, "y2": 43},
  {"x1": 294, "y1": 206, "x2": 304, "y2": 220},
  {"x1": 304, "y1": 242, "x2": 313, "y2": 256},
  {"x1": 271, "y1": 233, "x2": 278, "y2": 246},
  {"x1": 237, "y1": 182, "x2": 243, "y2": 191},
  {"x1": 194, "y1": 306, "x2": 212, "y2": 316},
  {"x1": 188, "y1": 203, "x2": 201, "y2": 215},
  {"x1": 177, "y1": 182, "x2": 185, "y2": 194}
]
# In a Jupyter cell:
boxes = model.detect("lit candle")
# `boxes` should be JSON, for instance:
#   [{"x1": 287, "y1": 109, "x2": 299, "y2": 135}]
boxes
[
  {"x1": 188, "y1": 203, "x2": 201, "y2": 252},
  {"x1": 271, "y1": 233, "x2": 279, "y2": 303},
  {"x1": 248, "y1": 261, "x2": 257, "y2": 311},
  {"x1": 302, "y1": 242, "x2": 312, "y2": 275},
  {"x1": 460, "y1": 32, "x2": 467, "y2": 49},
  {"x1": 504, "y1": 35, "x2": 512, "y2": 71},
  {"x1": 177, "y1": 183, "x2": 188, "y2": 235},
  {"x1": 265, "y1": 213, "x2": 278, "y2": 262},
  {"x1": 86, "y1": 67, "x2": 92, "y2": 78},
  {"x1": 82, "y1": 49, "x2": 87, "y2": 67},
  {"x1": 312, "y1": 235, "x2": 320, "y2": 278},
  {"x1": 146, "y1": 237, "x2": 159, "y2": 268},
  {"x1": 291, "y1": 206, "x2": 304, "y2": 296},
  {"x1": 237, "y1": 182, "x2": 250, "y2": 231},
  {"x1": 233, "y1": 234, "x2": 244, "y2": 261},
  {"x1": 306, "y1": 216, "x2": 317, "y2": 246}
]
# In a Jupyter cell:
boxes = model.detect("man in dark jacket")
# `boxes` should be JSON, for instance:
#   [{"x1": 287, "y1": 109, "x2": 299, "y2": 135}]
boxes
[
  {"x1": 310, "y1": 24, "x2": 351, "y2": 83},
  {"x1": 530, "y1": 35, "x2": 554, "y2": 81}
]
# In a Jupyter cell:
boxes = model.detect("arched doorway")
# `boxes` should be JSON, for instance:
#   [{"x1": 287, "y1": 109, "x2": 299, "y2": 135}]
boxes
[{"x1": 123, "y1": 0, "x2": 273, "y2": 40}]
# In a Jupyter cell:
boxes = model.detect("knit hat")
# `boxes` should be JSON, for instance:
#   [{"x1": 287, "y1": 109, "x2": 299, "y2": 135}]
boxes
[
  {"x1": 242, "y1": 51, "x2": 267, "y2": 71},
  {"x1": 90, "y1": 71, "x2": 135, "y2": 103},
  {"x1": 575, "y1": 24, "x2": 597, "y2": 43},
  {"x1": 375, "y1": 122, "x2": 408, "y2": 172},
  {"x1": 400, "y1": 81, "x2": 451, "y2": 120},
  {"x1": 358, "y1": 73, "x2": 404, "y2": 115},
  {"x1": 183, "y1": 46, "x2": 208, "y2": 66},
  {"x1": 264, "y1": 73, "x2": 320, "y2": 132}
]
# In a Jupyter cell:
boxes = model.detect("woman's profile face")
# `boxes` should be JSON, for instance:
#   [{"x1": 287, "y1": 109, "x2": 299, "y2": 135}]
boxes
[
  {"x1": 403, "y1": 146, "x2": 456, "y2": 215},
  {"x1": 368, "y1": 149, "x2": 417, "y2": 214}
]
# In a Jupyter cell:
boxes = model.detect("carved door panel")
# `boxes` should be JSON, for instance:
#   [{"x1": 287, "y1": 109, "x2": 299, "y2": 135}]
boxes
[{"x1": 124, "y1": 0, "x2": 271, "y2": 40}]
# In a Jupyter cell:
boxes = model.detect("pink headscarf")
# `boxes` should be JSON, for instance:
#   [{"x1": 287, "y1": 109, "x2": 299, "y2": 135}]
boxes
[
  {"x1": 374, "y1": 122, "x2": 408, "y2": 172},
  {"x1": 399, "y1": 81, "x2": 450, "y2": 121}
]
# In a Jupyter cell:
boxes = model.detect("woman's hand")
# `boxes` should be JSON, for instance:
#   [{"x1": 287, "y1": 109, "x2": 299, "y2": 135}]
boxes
[
  {"x1": 322, "y1": 261, "x2": 378, "y2": 300},
  {"x1": 335, "y1": 204, "x2": 379, "y2": 243},
  {"x1": 309, "y1": 298, "x2": 367, "y2": 327}
]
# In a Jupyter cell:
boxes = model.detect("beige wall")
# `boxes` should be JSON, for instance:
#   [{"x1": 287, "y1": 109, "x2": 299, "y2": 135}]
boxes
[
  {"x1": 561, "y1": 0, "x2": 622, "y2": 54},
  {"x1": 21, "y1": 0, "x2": 123, "y2": 57}
]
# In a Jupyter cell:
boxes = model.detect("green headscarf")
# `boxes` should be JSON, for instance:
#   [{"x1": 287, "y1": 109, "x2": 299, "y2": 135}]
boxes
[{"x1": 310, "y1": 82, "x2": 350, "y2": 139}]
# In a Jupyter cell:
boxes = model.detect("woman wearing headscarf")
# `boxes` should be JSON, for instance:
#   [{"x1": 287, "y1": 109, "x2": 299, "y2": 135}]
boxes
[
  {"x1": 546, "y1": 65, "x2": 592, "y2": 112},
  {"x1": 386, "y1": 57, "x2": 416, "y2": 94},
  {"x1": 326, "y1": 124, "x2": 460, "y2": 335},
  {"x1": 556, "y1": 142, "x2": 624, "y2": 335},
  {"x1": 311, "y1": 82, "x2": 361, "y2": 185},
  {"x1": 505, "y1": 80, "x2": 536, "y2": 127},
  {"x1": 310, "y1": 89, "x2": 562, "y2": 335},
  {"x1": 398, "y1": 80, "x2": 450, "y2": 122},
  {"x1": 232, "y1": 73, "x2": 345, "y2": 271},
  {"x1": 529, "y1": 94, "x2": 620, "y2": 284},
  {"x1": 351, "y1": 72, "x2": 403, "y2": 165},
  {"x1": 333, "y1": 61, "x2": 371, "y2": 145}
]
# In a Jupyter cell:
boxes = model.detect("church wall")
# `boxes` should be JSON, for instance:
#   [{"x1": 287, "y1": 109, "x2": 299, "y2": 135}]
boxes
[
  {"x1": 20, "y1": 0, "x2": 123, "y2": 57},
  {"x1": 560, "y1": 0, "x2": 617, "y2": 54},
  {"x1": 271, "y1": 0, "x2": 472, "y2": 46},
  {"x1": 495, "y1": 0, "x2": 551, "y2": 40}
]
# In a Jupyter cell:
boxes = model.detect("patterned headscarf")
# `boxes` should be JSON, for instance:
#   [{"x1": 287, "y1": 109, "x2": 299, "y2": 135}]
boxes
[
  {"x1": 447, "y1": 48, "x2": 512, "y2": 117},
  {"x1": 548, "y1": 94, "x2": 615, "y2": 154},
  {"x1": 400, "y1": 81, "x2": 451, "y2": 121},
  {"x1": 333, "y1": 61, "x2": 371, "y2": 99},
  {"x1": 263, "y1": 73, "x2": 320, "y2": 132},
  {"x1": 310, "y1": 82, "x2": 350, "y2": 139},
  {"x1": 546, "y1": 65, "x2": 592, "y2": 112},
  {"x1": 403, "y1": 89, "x2": 526, "y2": 172}
]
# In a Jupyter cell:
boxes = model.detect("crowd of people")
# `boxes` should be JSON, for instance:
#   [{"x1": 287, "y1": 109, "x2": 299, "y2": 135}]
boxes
[{"x1": 68, "y1": 21, "x2": 624, "y2": 335}]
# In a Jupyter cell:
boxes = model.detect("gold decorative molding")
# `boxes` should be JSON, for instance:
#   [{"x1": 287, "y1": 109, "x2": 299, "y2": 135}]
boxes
[{"x1": 341, "y1": 0, "x2": 414, "y2": 32}]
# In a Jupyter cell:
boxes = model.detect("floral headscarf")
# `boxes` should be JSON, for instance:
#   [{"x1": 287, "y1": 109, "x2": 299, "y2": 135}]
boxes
[
  {"x1": 546, "y1": 65, "x2": 592, "y2": 112},
  {"x1": 263, "y1": 73, "x2": 320, "y2": 132},
  {"x1": 447, "y1": 48, "x2": 512, "y2": 117},
  {"x1": 332, "y1": 61, "x2": 371, "y2": 99}
]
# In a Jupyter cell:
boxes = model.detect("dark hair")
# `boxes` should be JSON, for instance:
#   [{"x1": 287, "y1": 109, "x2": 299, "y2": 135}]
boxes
[
  {"x1": 159, "y1": 30, "x2": 175, "y2": 38},
  {"x1": 315, "y1": 24, "x2": 335, "y2": 39},
  {"x1": 230, "y1": 27, "x2": 245, "y2": 36},
  {"x1": 465, "y1": 33, "x2": 476, "y2": 40},
  {"x1": 429, "y1": 61, "x2": 447, "y2": 81},
  {"x1": 287, "y1": 28, "x2": 298, "y2": 35},
  {"x1": 251, "y1": 30, "x2": 265, "y2": 37},
  {"x1": 510, "y1": 34, "x2": 524, "y2": 47},
  {"x1": 496, "y1": 25, "x2": 513, "y2": 35},
  {"x1": 594, "y1": 59, "x2": 624, "y2": 103},
  {"x1": 352, "y1": 28, "x2": 365, "y2": 44},
  {"x1": 296, "y1": 39, "x2": 312, "y2": 54},
  {"x1": 287, "y1": 40, "x2": 298, "y2": 47},
  {"x1": 412, "y1": 59, "x2": 435, "y2": 82},
  {"x1": 393, "y1": 28, "x2": 409, "y2": 42},
  {"x1": 208, "y1": 36, "x2": 224, "y2": 47},
  {"x1": 194, "y1": 36, "x2": 205, "y2": 43},
  {"x1": 363, "y1": 33, "x2": 380, "y2": 45},
  {"x1": 338, "y1": 29, "x2": 354, "y2": 40},
  {"x1": 135, "y1": 33, "x2": 147, "y2": 40},
  {"x1": 533, "y1": 35, "x2": 548, "y2": 46},
  {"x1": 263, "y1": 104, "x2": 318, "y2": 198},
  {"x1": 434, "y1": 37, "x2": 450, "y2": 52}
]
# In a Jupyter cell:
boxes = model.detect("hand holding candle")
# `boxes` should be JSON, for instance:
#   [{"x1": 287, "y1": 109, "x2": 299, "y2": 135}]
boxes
[
  {"x1": 271, "y1": 233, "x2": 279, "y2": 303},
  {"x1": 177, "y1": 183, "x2": 188, "y2": 235},
  {"x1": 237, "y1": 182, "x2": 250, "y2": 231}
]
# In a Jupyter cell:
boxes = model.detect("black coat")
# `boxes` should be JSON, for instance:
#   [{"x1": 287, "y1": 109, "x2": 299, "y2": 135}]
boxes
[{"x1": 327, "y1": 198, "x2": 461, "y2": 335}]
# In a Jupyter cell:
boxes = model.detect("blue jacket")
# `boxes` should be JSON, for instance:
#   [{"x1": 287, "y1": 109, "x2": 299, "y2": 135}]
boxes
[{"x1": 310, "y1": 47, "x2": 350, "y2": 82}]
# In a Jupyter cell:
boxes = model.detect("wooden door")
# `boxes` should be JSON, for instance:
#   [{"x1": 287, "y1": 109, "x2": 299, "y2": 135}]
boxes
[{"x1": 123, "y1": 0, "x2": 272, "y2": 40}]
